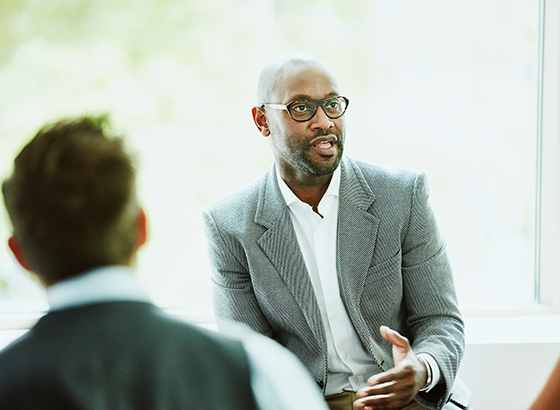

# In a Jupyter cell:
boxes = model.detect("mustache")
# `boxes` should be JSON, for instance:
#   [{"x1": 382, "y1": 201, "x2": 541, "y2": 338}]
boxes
[
  {"x1": 309, "y1": 130, "x2": 342, "y2": 142},
  {"x1": 314, "y1": 130, "x2": 336, "y2": 137}
]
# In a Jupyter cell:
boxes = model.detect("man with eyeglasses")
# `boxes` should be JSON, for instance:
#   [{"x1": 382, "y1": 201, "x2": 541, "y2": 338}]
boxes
[{"x1": 203, "y1": 51, "x2": 471, "y2": 410}]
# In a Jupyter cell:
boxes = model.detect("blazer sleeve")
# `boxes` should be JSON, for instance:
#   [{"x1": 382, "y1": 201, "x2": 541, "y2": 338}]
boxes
[
  {"x1": 202, "y1": 209, "x2": 274, "y2": 338},
  {"x1": 400, "y1": 172, "x2": 466, "y2": 409}
]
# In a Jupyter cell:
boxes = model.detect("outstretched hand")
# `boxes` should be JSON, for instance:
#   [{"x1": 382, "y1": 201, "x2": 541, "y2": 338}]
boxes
[{"x1": 353, "y1": 326, "x2": 427, "y2": 410}]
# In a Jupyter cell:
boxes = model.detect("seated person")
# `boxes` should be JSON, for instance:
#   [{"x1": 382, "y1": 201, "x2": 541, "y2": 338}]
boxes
[
  {"x1": 204, "y1": 51, "x2": 470, "y2": 410},
  {"x1": 0, "y1": 116, "x2": 328, "y2": 410}
]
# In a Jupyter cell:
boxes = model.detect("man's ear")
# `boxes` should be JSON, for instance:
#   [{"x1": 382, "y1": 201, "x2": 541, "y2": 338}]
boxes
[
  {"x1": 136, "y1": 207, "x2": 148, "y2": 248},
  {"x1": 252, "y1": 106, "x2": 271, "y2": 137},
  {"x1": 8, "y1": 235, "x2": 33, "y2": 272}
]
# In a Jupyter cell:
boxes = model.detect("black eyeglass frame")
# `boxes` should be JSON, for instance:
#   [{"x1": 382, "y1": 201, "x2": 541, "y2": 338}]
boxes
[{"x1": 261, "y1": 95, "x2": 349, "y2": 122}]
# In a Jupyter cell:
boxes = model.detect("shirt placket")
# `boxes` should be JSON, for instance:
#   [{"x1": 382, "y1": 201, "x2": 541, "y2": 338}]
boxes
[{"x1": 315, "y1": 196, "x2": 369, "y2": 391}]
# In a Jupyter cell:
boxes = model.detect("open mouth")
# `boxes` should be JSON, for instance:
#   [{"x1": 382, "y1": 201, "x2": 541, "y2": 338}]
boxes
[
  {"x1": 310, "y1": 135, "x2": 338, "y2": 155},
  {"x1": 313, "y1": 140, "x2": 334, "y2": 150}
]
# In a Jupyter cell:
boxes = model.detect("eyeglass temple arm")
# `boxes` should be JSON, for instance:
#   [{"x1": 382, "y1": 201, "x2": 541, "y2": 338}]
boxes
[{"x1": 262, "y1": 103, "x2": 288, "y2": 111}]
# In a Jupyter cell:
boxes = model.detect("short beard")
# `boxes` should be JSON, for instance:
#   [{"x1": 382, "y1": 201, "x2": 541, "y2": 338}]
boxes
[{"x1": 290, "y1": 130, "x2": 344, "y2": 177}]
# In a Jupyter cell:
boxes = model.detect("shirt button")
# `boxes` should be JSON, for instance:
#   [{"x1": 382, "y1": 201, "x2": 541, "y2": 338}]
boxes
[
  {"x1": 331, "y1": 313, "x2": 338, "y2": 320},
  {"x1": 323, "y1": 270, "x2": 330, "y2": 276},
  {"x1": 354, "y1": 377, "x2": 359, "y2": 383},
  {"x1": 343, "y1": 354, "x2": 348, "y2": 360}
]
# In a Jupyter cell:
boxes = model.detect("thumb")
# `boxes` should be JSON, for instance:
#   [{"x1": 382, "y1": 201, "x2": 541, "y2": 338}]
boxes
[
  {"x1": 380, "y1": 326, "x2": 411, "y2": 365},
  {"x1": 380, "y1": 326, "x2": 409, "y2": 349}
]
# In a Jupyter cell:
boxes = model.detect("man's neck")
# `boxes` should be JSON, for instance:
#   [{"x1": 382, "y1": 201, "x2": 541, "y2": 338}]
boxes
[{"x1": 281, "y1": 173, "x2": 333, "y2": 209}]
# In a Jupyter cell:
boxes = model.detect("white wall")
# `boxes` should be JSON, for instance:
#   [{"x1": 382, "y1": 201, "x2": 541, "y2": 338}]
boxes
[{"x1": 458, "y1": 342, "x2": 560, "y2": 410}]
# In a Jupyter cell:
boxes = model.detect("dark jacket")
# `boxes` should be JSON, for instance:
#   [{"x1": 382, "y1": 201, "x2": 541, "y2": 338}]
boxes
[{"x1": 0, "y1": 301, "x2": 257, "y2": 410}]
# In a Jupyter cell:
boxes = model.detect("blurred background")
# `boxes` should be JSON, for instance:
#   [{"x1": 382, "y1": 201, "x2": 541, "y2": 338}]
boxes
[{"x1": 0, "y1": 0, "x2": 539, "y2": 316}]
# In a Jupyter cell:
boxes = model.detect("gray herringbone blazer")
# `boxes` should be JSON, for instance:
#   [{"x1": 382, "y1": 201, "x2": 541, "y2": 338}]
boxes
[{"x1": 203, "y1": 155, "x2": 470, "y2": 410}]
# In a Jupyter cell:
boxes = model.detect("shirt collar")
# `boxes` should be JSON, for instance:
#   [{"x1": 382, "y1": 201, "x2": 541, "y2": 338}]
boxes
[
  {"x1": 276, "y1": 165, "x2": 341, "y2": 207},
  {"x1": 47, "y1": 265, "x2": 151, "y2": 311}
]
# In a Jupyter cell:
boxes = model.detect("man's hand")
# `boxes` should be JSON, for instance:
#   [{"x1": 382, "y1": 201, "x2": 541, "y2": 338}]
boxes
[{"x1": 353, "y1": 326, "x2": 427, "y2": 410}]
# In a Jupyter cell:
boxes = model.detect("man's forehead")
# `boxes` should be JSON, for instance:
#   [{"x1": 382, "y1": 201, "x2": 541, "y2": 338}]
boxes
[{"x1": 274, "y1": 63, "x2": 340, "y2": 101}]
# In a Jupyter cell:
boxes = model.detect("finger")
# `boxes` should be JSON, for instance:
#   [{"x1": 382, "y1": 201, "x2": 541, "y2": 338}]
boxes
[
  {"x1": 362, "y1": 372, "x2": 417, "y2": 397},
  {"x1": 367, "y1": 363, "x2": 415, "y2": 386},
  {"x1": 380, "y1": 325, "x2": 410, "y2": 349},
  {"x1": 354, "y1": 394, "x2": 393, "y2": 409},
  {"x1": 355, "y1": 392, "x2": 412, "y2": 410},
  {"x1": 356, "y1": 380, "x2": 398, "y2": 397},
  {"x1": 355, "y1": 386, "x2": 415, "y2": 410}
]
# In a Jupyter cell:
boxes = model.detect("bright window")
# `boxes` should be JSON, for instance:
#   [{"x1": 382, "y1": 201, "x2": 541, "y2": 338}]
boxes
[{"x1": 0, "y1": 0, "x2": 549, "y2": 321}]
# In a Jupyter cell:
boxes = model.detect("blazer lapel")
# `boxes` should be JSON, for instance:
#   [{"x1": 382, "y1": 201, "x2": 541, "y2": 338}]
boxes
[
  {"x1": 254, "y1": 165, "x2": 327, "y2": 351},
  {"x1": 338, "y1": 156, "x2": 380, "y2": 312}
]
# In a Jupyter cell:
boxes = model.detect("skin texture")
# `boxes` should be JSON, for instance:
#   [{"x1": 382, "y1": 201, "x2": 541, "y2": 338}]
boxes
[
  {"x1": 253, "y1": 52, "x2": 428, "y2": 409},
  {"x1": 529, "y1": 356, "x2": 560, "y2": 410}
]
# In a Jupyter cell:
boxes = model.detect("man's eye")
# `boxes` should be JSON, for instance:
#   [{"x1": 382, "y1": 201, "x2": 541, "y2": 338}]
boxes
[
  {"x1": 326, "y1": 100, "x2": 340, "y2": 109},
  {"x1": 292, "y1": 104, "x2": 310, "y2": 112}
]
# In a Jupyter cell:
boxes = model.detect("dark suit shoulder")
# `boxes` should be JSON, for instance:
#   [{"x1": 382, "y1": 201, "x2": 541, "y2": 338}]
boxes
[
  {"x1": 0, "y1": 302, "x2": 248, "y2": 371},
  {"x1": 0, "y1": 302, "x2": 257, "y2": 410},
  {"x1": 39, "y1": 302, "x2": 245, "y2": 351}
]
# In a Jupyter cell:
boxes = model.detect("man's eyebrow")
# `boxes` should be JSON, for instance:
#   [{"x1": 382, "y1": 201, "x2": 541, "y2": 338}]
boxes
[{"x1": 287, "y1": 92, "x2": 340, "y2": 101}]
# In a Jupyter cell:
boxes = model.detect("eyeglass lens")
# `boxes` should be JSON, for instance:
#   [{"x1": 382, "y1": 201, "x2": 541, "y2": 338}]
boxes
[{"x1": 289, "y1": 97, "x2": 347, "y2": 121}]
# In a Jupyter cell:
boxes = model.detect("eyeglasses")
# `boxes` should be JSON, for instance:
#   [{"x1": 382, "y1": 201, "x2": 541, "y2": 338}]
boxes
[{"x1": 262, "y1": 95, "x2": 349, "y2": 122}]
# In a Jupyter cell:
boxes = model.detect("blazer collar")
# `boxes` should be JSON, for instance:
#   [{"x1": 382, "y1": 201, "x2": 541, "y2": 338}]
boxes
[
  {"x1": 255, "y1": 155, "x2": 376, "y2": 226},
  {"x1": 254, "y1": 164, "x2": 285, "y2": 228},
  {"x1": 339, "y1": 155, "x2": 376, "y2": 211},
  {"x1": 253, "y1": 165, "x2": 326, "y2": 350},
  {"x1": 253, "y1": 155, "x2": 381, "y2": 353},
  {"x1": 337, "y1": 156, "x2": 380, "y2": 318}
]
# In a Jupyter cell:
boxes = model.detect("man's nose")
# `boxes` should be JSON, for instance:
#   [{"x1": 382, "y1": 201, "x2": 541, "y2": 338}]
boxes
[{"x1": 310, "y1": 106, "x2": 334, "y2": 130}]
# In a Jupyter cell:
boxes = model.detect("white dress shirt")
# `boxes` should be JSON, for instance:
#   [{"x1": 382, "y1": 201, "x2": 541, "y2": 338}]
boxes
[
  {"x1": 276, "y1": 166, "x2": 440, "y2": 394},
  {"x1": 47, "y1": 266, "x2": 329, "y2": 410}
]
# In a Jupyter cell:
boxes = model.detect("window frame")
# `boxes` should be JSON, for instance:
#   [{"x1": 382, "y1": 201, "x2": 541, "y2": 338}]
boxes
[{"x1": 464, "y1": 0, "x2": 560, "y2": 345}]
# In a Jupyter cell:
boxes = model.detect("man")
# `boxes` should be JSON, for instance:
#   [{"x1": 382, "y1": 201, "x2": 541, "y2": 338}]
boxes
[
  {"x1": 203, "y1": 52, "x2": 471, "y2": 410},
  {"x1": 0, "y1": 116, "x2": 328, "y2": 410}
]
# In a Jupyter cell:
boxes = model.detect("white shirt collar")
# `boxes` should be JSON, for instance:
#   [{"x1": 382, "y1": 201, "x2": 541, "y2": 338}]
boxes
[
  {"x1": 47, "y1": 265, "x2": 151, "y2": 311},
  {"x1": 276, "y1": 164, "x2": 341, "y2": 207}
]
